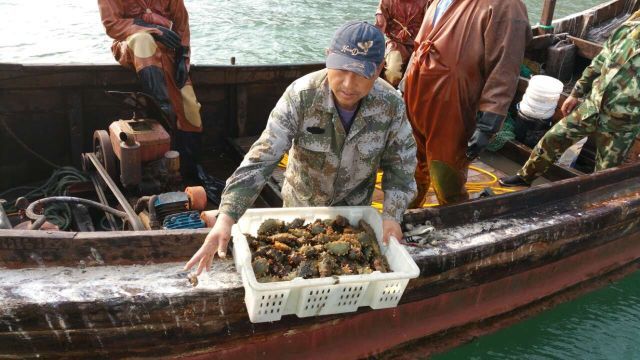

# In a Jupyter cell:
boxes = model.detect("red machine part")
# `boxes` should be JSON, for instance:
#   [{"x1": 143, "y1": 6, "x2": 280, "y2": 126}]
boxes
[
  {"x1": 185, "y1": 186, "x2": 207, "y2": 211},
  {"x1": 109, "y1": 119, "x2": 170, "y2": 162}
]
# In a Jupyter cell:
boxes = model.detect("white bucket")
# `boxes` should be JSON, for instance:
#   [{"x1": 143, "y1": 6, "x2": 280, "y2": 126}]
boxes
[
  {"x1": 519, "y1": 75, "x2": 564, "y2": 120},
  {"x1": 529, "y1": 75, "x2": 564, "y2": 94},
  {"x1": 519, "y1": 100, "x2": 557, "y2": 120}
]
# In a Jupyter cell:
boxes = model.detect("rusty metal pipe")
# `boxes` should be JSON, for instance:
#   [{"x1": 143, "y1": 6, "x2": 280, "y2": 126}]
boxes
[
  {"x1": 84, "y1": 153, "x2": 145, "y2": 230},
  {"x1": 119, "y1": 132, "x2": 142, "y2": 188},
  {"x1": 26, "y1": 196, "x2": 127, "y2": 230}
]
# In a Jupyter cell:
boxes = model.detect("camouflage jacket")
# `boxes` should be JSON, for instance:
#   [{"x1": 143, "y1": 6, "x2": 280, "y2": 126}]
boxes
[
  {"x1": 570, "y1": 17, "x2": 640, "y2": 131},
  {"x1": 218, "y1": 69, "x2": 417, "y2": 222}
]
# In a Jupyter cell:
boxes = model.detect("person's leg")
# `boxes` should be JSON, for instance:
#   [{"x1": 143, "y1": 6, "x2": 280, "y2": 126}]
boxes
[
  {"x1": 384, "y1": 50, "x2": 404, "y2": 87},
  {"x1": 593, "y1": 130, "x2": 639, "y2": 171},
  {"x1": 408, "y1": 128, "x2": 430, "y2": 208},
  {"x1": 429, "y1": 159, "x2": 469, "y2": 205},
  {"x1": 179, "y1": 83, "x2": 202, "y2": 130},
  {"x1": 515, "y1": 112, "x2": 597, "y2": 183},
  {"x1": 115, "y1": 31, "x2": 178, "y2": 128},
  {"x1": 173, "y1": 129, "x2": 202, "y2": 180},
  {"x1": 118, "y1": 31, "x2": 204, "y2": 174}
]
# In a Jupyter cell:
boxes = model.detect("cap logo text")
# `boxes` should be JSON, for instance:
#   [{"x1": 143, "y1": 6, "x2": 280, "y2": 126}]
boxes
[{"x1": 341, "y1": 40, "x2": 374, "y2": 56}]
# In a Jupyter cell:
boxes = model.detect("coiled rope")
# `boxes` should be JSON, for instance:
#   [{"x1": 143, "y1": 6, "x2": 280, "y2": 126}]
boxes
[
  {"x1": 276, "y1": 153, "x2": 515, "y2": 210},
  {"x1": 0, "y1": 167, "x2": 89, "y2": 229}
]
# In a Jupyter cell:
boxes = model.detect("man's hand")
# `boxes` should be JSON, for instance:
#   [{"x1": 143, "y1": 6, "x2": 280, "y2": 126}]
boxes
[
  {"x1": 466, "y1": 112, "x2": 504, "y2": 161},
  {"x1": 134, "y1": 18, "x2": 181, "y2": 50},
  {"x1": 466, "y1": 129, "x2": 492, "y2": 161},
  {"x1": 561, "y1": 95, "x2": 580, "y2": 117},
  {"x1": 175, "y1": 46, "x2": 190, "y2": 88},
  {"x1": 184, "y1": 213, "x2": 234, "y2": 276},
  {"x1": 382, "y1": 219, "x2": 402, "y2": 245}
]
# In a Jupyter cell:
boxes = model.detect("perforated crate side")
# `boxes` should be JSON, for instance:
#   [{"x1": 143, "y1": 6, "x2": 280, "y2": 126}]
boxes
[
  {"x1": 324, "y1": 283, "x2": 369, "y2": 315},
  {"x1": 369, "y1": 279, "x2": 409, "y2": 309},
  {"x1": 296, "y1": 283, "x2": 369, "y2": 317},
  {"x1": 296, "y1": 286, "x2": 333, "y2": 317},
  {"x1": 246, "y1": 286, "x2": 291, "y2": 322}
]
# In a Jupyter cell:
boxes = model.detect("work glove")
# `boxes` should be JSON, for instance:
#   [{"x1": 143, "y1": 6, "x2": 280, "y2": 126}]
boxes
[
  {"x1": 134, "y1": 18, "x2": 181, "y2": 51},
  {"x1": 142, "y1": 12, "x2": 173, "y2": 29},
  {"x1": 466, "y1": 111, "x2": 505, "y2": 161},
  {"x1": 175, "y1": 46, "x2": 190, "y2": 89}
]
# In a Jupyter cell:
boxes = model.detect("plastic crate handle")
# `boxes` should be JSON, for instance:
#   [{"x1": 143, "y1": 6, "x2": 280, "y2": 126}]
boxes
[{"x1": 389, "y1": 235, "x2": 420, "y2": 278}]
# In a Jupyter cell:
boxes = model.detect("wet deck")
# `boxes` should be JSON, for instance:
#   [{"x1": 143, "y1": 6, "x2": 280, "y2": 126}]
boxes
[{"x1": 229, "y1": 136, "x2": 549, "y2": 208}]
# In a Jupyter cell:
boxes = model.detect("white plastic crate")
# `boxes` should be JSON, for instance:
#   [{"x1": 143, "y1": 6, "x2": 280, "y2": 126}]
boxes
[{"x1": 231, "y1": 206, "x2": 420, "y2": 323}]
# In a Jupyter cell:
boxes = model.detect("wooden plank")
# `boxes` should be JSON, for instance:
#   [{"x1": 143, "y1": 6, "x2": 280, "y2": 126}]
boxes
[
  {"x1": 568, "y1": 35, "x2": 603, "y2": 60},
  {"x1": 236, "y1": 86, "x2": 248, "y2": 138},
  {"x1": 67, "y1": 92, "x2": 84, "y2": 169},
  {"x1": 0, "y1": 229, "x2": 209, "y2": 268},
  {"x1": 552, "y1": 0, "x2": 638, "y2": 36},
  {"x1": 500, "y1": 140, "x2": 584, "y2": 180},
  {"x1": 526, "y1": 34, "x2": 556, "y2": 51},
  {"x1": 0, "y1": 63, "x2": 324, "y2": 90},
  {"x1": 540, "y1": 0, "x2": 557, "y2": 29},
  {"x1": 2, "y1": 184, "x2": 640, "y2": 358}
]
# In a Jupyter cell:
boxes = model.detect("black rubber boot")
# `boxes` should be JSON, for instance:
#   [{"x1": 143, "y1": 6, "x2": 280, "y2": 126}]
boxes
[
  {"x1": 138, "y1": 66, "x2": 176, "y2": 129},
  {"x1": 174, "y1": 130, "x2": 202, "y2": 181},
  {"x1": 499, "y1": 175, "x2": 532, "y2": 188}
]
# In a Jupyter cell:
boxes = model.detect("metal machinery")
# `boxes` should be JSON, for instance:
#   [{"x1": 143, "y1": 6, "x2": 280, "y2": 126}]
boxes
[
  {"x1": 2, "y1": 91, "x2": 220, "y2": 232},
  {"x1": 80, "y1": 92, "x2": 209, "y2": 231}
]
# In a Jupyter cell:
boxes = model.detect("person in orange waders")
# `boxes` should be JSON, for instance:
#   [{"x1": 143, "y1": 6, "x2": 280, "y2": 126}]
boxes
[
  {"x1": 98, "y1": 0, "x2": 203, "y2": 179},
  {"x1": 403, "y1": 0, "x2": 532, "y2": 206},
  {"x1": 374, "y1": 0, "x2": 429, "y2": 87}
]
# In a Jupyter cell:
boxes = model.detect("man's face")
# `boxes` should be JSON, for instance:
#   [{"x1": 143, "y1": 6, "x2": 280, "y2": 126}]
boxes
[{"x1": 327, "y1": 69, "x2": 378, "y2": 111}]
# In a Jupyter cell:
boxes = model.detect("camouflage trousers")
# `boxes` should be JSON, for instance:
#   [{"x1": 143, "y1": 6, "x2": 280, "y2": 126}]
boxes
[{"x1": 517, "y1": 110, "x2": 640, "y2": 182}]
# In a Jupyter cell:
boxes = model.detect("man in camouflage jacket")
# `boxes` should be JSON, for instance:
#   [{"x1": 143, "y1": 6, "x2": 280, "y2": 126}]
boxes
[
  {"x1": 501, "y1": 13, "x2": 640, "y2": 187},
  {"x1": 185, "y1": 21, "x2": 417, "y2": 275}
]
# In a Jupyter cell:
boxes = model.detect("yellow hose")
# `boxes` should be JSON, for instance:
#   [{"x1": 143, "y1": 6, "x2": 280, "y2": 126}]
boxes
[{"x1": 277, "y1": 154, "x2": 515, "y2": 210}]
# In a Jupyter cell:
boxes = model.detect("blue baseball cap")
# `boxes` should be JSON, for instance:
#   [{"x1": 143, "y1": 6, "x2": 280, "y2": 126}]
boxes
[{"x1": 326, "y1": 21, "x2": 385, "y2": 79}]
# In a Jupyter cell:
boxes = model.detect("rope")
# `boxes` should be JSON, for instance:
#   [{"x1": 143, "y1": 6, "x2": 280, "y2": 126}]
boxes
[
  {"x1": 392, "y1": 18, "x2": 413, "y2": 39},
  {"x1": 26, "y1": 196, "x2": 127, "y2": 230},
  {"x1": 276, "y1": 153, "x2": 515, "y2": 210},
  {"x1": 1, "y1": 167, "x2": 89, "y2": 229}
]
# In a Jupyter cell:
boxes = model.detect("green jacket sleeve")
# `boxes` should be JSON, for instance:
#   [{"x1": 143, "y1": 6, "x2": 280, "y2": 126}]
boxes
[
  {"x1": 379, "y1": 100, "x2": 418, "y2": 222},
  {"x1": 570, "y1": 30, "x2": 618, "y2": 98},
  {"x1": 217, "y1": 84, "x2": 301, "y2": 221}
]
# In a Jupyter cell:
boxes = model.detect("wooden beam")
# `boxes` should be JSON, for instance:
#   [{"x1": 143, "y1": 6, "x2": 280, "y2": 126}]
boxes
[
  {"x1": 499, "y1": 140, "x2": 583, "y2": 181},
  {"x1": 540, "y1": 0, "x2": 557, "y2": 31},
  {"x1": 67, "y1": 91, "x2": 83, "y2": 169},
  {"x1": 568, "y1": 35, "x2": 603, "y2": 60}
]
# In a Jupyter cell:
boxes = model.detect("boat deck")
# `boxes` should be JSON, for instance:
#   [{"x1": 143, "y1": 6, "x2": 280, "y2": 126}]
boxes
[{"x1": 228, "y1": 136, "x2": 548, "y2": 208}]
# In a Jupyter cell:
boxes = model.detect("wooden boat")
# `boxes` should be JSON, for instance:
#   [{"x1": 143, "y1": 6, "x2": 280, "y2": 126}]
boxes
[{"x1": 1, "y1": 0, "x2": 640, "y2": 358}]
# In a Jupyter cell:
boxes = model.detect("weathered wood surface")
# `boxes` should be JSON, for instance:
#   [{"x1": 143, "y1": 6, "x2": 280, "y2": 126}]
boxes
[
  {"x1": 552, "y1": 0, "x2": 639, "y2": 37},
  {"x1": 0, "y1": 229, "x2": 209, "y2": 269},
  {"x1": 1, "y1": 163, "x2": 639, "y2": 359},
  {"x1": 0, "y1": 63, "x2": 323, "y2": 190},
  {"x1": 540, "y1": 0, "x2": 558, "y2": 29},
  {"x1": 568, "y1": 35, "x2": 603, "y2": 59}
]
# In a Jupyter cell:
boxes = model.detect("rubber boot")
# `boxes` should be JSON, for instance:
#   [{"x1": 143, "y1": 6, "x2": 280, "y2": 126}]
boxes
[
  {"x1": 138, "y1": 66, "x2": 177, "y2": 130},
  {"x1": 174, "y1": 129, "x2": 202, "y2": 181},
  {"x1": 499, "y1": 174, "x2": 532, "y2": 187},
  {"x1": 408, "y1": 182, "x2": 428, "y2": 209}
]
